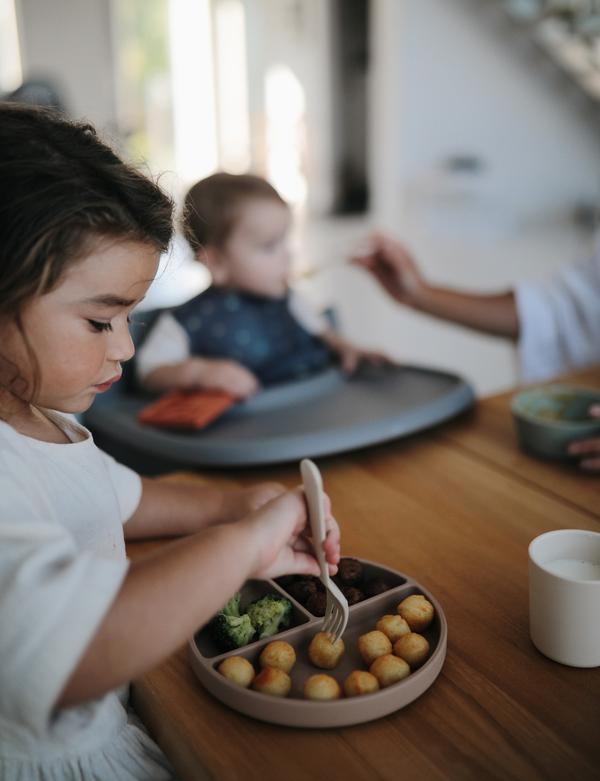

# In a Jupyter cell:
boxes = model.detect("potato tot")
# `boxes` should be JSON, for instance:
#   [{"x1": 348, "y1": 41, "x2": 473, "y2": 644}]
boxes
[
  {"x1": 375, "y1": 614, "x2": 411, "y2": 643},
  {"x1": 343, "y1": 670, "x2": 380, "y2": 697},
  {"x1": 397, "y1": 594, "x2": 434, "y2": 632},
  {"x1": 357, "y1": 630, "x2": 392, "y2": 666},
  {"x1": 369, "y1": 654, "x2": 410, "y2": 688},
  {"x1": 251, "y1": 666, "x2": 291, "y2": 697},
  {"x1": 308, "y1": 631, "x2": 345, "y2": 669},
  {"x1": 217, "y1": 656, "x2": 255, "y2": 688},
  {"x1": 259, "y1": 640, "x2": 296, "y2": 673},
  {"x1": 303, "y1": 674, "x2": 342, "y2": 701},
  {"x1": 393, "y1": 632, "x2": 430, "y2": 668}
]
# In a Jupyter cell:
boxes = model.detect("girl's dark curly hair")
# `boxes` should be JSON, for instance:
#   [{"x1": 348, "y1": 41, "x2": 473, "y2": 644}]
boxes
[{"x1": 0, "y1": 103, "x2": 174, "y2": 400}]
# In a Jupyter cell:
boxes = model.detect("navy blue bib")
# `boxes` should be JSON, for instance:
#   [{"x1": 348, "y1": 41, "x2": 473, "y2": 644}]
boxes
[{"x1": 171, "y1": 287, "x2": 333, "y2": 385}]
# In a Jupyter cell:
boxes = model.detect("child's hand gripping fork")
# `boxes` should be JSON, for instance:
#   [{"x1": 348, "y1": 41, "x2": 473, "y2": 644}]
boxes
[{"x1": 300, "y1": 458, "x2": 348, "y2": 643}]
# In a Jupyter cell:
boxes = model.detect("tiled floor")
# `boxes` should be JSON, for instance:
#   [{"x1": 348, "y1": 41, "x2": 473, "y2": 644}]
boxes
[{"x1": 139, "y1": 214, "x2": 595, "y2": 397}]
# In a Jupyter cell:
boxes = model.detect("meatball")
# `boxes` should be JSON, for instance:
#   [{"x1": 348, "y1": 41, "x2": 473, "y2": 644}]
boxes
[
  {"x1": 308, "y1": 631, "x2": 345, "y2": 669},
  {"x1": 288, "y1": 579, "x2": 318, "y2": 605},
  {"x1": 337, "y1": 557, "x2": 363, "y2": 586},
  {"x1": 369, "y1": 654, "x2": 410, "y2": 688},
  {"x1": 341, "y1": 586, "x2": 364, "y2": 605},
  {"x1": 357, "y1": 630, "x2": 392, "y2": 666},
  {"x1": 277, "y1": 575, "x2": 297, "y2": 589},
  {"x1": 251, "y1": 667, "x2": 292, "y2": 697},
  {"x1": 363, "y1": 578, "x2": 389, "y2": 598},
  {"x1": 397, "y1": 594, "x2": 435, "y2": 632},
  {"x1": 306, "y1": 591, "x2": 327, "y2": 616},
  {"x1": 375, "y1": 614, "x2": 411, "y2": 643},
  {"x1": 259, "y1": 640, "x2": 296, "y2": 673},
  {"x1": 343, "y1": 670, "x2": 380, "y2": 697},
  {"x1": 303, "y1": 674, "x2": 342, "y2": 701},
  {"x1": 217, "y1": 656, "x2": 255, "y2": 688},
  {"x1": 393, "y1": 632, "x2": 430, "y2": 668}
]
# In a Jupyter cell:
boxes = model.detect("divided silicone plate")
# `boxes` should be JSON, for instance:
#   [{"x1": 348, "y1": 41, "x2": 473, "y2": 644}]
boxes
[{"x1": 188, "y1": 559, "x2": 447, "y2": 728}]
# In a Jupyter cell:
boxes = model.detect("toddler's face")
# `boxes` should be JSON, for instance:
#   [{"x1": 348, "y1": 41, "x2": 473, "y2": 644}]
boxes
[
  {"x1": 218, "y1": 198, "x2": 292, "y2": 298},
  {"x1": 1, "y1": 239, "x2": 159, "y2": 413}
]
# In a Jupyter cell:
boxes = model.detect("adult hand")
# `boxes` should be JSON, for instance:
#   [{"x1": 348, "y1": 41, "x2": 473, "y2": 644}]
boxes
[
  {"x1": 352, "y1": 232, "x2": 427, "y2": 307},
  {"x1": 567, "y1": 404, "x2": 600, "y2": 471}
]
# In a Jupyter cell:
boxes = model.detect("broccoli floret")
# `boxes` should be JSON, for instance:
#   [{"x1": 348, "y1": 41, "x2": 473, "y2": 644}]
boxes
[
  {"x1": 211, "y1": 612, "x2": 255, "y2": 652},
  {"x1": 246, "y1": 594, "x2": 292, "y2": 639},
  {"x1": 220, "y1": 592, "x2": 241, "y2": 618}
]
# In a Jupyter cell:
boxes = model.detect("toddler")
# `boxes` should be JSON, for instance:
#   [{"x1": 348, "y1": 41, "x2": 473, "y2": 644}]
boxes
[
  {"x1": 137, "y1": 173, "x2": 380, "y2": 397},
  {"x1": 0, "y1": 105, "x2": 340, "y2": 780},
  {"x1": 355, "y1": 232, "x2": 600, "y2": 471}
]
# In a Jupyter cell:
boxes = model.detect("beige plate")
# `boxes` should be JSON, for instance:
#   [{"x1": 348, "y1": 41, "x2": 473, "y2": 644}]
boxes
[{"x1": 188, "y1": 559, "x2": 447, "y2": 728}]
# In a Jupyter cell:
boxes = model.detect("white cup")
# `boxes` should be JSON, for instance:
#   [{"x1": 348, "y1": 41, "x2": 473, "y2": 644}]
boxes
[{"x1": 529, "y1": 529, "x2": 600, "y2": 668}]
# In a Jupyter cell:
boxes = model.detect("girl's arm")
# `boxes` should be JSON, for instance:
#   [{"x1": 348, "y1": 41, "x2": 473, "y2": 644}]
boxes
[
  {"x1": 123, "y1": 476, "x2": 285, "y2": 539},
  {"x1": 57, "y1": 488, "x2": 340, "y2": 707}
]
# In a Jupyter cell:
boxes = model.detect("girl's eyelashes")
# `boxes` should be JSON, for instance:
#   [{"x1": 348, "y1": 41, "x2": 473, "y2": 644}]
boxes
[
  {"x1": 88, "y1": 315, "x2": 132, "y2": 333},
  {"x1": 88, "y1": 319, "x2": 112, "y2": 333}
]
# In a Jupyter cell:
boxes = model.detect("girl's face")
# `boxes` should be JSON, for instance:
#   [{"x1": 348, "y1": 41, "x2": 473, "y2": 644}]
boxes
[
  {"x1": 1, "y1": 238, "x2": 159, "y2": 414},
  {"x1": 213, "y1": 198, "x2": 292, "y2": 298}
]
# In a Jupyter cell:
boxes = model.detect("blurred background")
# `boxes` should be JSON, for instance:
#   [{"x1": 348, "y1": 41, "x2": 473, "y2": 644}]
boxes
[{"x1": 2, "y1": 0, "x2": 600, "y2": 394}]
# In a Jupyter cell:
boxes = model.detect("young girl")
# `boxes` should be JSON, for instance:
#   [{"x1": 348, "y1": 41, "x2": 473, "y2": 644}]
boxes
[{"x1": 0, "y1": 104, "x2": 340, "y2": 780}]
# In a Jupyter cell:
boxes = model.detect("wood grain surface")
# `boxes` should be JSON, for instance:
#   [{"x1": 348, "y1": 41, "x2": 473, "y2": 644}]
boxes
[{"x1": 128, "y1": 369, "x2": 600, "y2": 781}]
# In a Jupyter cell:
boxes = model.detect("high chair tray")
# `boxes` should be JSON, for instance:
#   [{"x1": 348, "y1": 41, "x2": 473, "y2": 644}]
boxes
[
  {"x1": 85, "y1": 363, "x2": 474, "y2": 471},
  {"x1": 188, "y1": 559, "x2": 447, "y2": 728}
]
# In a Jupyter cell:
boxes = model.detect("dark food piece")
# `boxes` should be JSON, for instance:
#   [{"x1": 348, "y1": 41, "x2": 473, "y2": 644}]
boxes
[
  {"x1": 363, "y1": 578, "x2": 389, "y2": 598},
  {"x1": 306, "y1": 591, "x2": 327, "y2": 616},
  {"x1": 276, "y1": 575, "x2": 297, "y2": 588},
  {"x1": 337, "y1": 557, "x2": 363, "y2": 586},
  {"x1": 341, "y1": 586, "x2": 364, "y2": 605},
  {"x1": 288, "y1": 579, "x2": 318, "y2": 604},
  {"x1": 307, "y1": 575, "x2": 325, "y2": 592}
]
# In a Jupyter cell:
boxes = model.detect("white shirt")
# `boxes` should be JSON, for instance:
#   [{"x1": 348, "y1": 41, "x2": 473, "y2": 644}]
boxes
[
  {"x1": 136, "y1": 288, "x2": 328, "y2": 382},
  {"x1": 0, "y1": 413, "x2": 175, "y2": 780},
  {"x1": 515, "y1": 238, "x2": 600, "y2": 382}
]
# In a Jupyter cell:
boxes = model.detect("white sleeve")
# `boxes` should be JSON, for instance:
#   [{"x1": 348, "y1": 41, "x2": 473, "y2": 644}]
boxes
[
  {"x1": 135, "y1": 312, "x2": 191, "y2": 383},
  {"x1": 0, "y1": 462, "x2": 128, "y2": 735},
  {"x1": 515, "y1": 248, "x2": 600, "y2": 382},
  {"x1": 98, "y1": 450, "x2": 143, "y2": 523},
  {"x1": 288, "y1": 290, "x2": 329, "y2": 335}
]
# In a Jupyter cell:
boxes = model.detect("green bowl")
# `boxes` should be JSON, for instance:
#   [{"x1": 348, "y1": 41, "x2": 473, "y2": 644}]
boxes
[{"x1": 511, "y1": 385, "x2": 600, "y2": 460}]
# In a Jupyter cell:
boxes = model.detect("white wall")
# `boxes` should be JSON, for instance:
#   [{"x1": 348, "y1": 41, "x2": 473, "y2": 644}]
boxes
[
  {"x1": 15, "y1": 0, "x2": 117, "y2": 133},
  {"x1": 370, "y1": 0, "x2": 600, "y2": 231}
]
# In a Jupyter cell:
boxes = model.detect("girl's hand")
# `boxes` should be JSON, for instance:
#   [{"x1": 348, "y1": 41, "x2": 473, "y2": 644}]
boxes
[
  {"x1": 567, "y1": 404, "x2": 600, "y2": 471},
  {"x1": 244, "y1": 487, "x2": 341, "y2": 581},
  {"x1": 352, "y1": 232, "x2": 427, "y2": 307},
  {"x1": 220, "y1": 482, "x2": 287, "y2": 523}
]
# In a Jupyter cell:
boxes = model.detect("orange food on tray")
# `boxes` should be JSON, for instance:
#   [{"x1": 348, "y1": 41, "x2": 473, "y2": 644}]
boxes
[{"x1": 138, "y1": 390, "x2": 236, "y2": 429}]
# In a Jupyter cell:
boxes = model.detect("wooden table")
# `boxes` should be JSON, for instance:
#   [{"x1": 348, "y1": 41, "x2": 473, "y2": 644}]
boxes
[{"x1": 128, "y1": 369, "x2": 600, "y2": 781}]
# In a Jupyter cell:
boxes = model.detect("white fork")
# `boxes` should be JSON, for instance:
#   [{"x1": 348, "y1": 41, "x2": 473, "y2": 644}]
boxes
[{"x1": 300, "y1": 458, "x2": 349, "y2": 643}]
